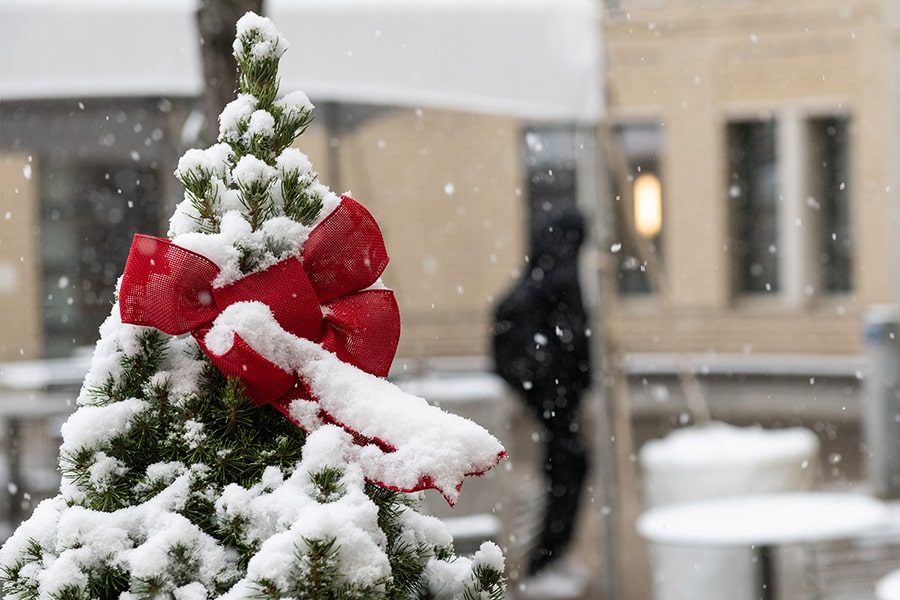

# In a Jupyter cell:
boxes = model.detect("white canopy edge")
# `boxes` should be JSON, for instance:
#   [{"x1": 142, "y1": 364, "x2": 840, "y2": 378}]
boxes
[{"x1": 0, "y1": 0, "x2": 602, "y2": 123}]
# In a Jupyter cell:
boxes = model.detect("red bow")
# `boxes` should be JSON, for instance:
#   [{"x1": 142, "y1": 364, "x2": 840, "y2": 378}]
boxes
[{"x1": 119, "y1": 196, "x2": 401, "y2": 410}]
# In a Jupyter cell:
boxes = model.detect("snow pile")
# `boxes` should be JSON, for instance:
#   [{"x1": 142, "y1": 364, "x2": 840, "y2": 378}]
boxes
[
  {"x1": 640, "y1": 421, "x2": 819, "y2": 469},
  {"x1": 639, "y1": 421, "x2": 820, "y2": 507},
  {"x1": 877, "y1": 568, "x2": 900, "y2": 600}
]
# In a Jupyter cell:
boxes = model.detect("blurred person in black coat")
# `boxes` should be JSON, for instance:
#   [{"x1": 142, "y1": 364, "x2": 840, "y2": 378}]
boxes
[{"x1": 492, "y1": 207, "x2": 592, "y2": 580}]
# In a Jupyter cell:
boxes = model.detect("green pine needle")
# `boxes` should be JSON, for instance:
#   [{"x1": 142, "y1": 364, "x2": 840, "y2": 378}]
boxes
[{"x1": 310, "y1": 467, "x2": 345, "y2": 503}]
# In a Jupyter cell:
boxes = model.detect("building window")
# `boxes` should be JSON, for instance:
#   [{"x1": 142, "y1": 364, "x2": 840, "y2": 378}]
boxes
[
  {"x1": 727, "y1": 113, "x2": 853, "y2": 301},
  {"x1": 40, "y1": 162, "x2": 160, "y2": 357},
  {"x1": 728, "y1": 119, "x2": 779, "y2": 294},
  {"x1": 810, "y1": 116, "x2": 852, "y2": 294},
  {"x1": 611, "y1": 122, "x2": 663, "y2": 295}
]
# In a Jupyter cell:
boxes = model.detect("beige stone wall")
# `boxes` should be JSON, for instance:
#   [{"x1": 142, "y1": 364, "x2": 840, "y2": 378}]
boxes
[
  {"x1": 300, "y1": 109, "x2": 526, "y2": 362},
  {"x1": 0, "y1": 153, "x2": 43, "y2": 360},
  {"x1": 604, "y1": 0, "x2": 890, "y2": 356}
]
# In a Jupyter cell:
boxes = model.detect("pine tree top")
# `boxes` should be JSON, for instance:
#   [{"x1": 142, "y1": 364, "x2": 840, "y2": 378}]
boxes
[
  {"x1": 170, "y1": 12, "x2": 327, "y2": 285},
  {"x1": 0, "y1": 12, "x2": 506, "y2": 600}
]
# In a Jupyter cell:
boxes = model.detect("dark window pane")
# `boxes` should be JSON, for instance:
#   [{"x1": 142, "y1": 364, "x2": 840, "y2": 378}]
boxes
[
  {"x1": 810, "y1": 116, "x2": 853, "y2": 294},
  {"x1": 40, "y1": 162, "x2": 161, "y2": 357},
  {"x1": 728, "y1": 120, "x2": 779, "y2": 294}
]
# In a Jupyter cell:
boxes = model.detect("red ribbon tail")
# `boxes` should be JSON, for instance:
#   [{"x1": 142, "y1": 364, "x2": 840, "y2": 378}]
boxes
[{"x1": 195, "y1": 331, "x2": 297, "y2": 406}]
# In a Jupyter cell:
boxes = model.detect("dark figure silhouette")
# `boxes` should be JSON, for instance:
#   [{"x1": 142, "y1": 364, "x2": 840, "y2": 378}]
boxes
[{"x1": 492, "y1": 208, "x2": 592, "y2": 577}]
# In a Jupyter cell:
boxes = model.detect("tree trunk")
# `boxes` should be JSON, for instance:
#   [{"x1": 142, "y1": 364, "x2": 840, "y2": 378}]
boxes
[{"x1": 196, "y1": 0, "x2": 264, "y2": 146}]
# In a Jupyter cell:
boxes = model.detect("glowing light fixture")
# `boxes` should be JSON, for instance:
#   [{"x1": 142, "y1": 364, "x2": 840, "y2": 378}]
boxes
[{"x1": 633, "y1": 172, "x2": 662, "y2": 238}]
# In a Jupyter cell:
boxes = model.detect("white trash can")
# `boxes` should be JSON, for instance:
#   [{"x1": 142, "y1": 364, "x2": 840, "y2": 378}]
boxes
[{"x1": 638, "y1": 422, "x2": 820, "y2": 600}]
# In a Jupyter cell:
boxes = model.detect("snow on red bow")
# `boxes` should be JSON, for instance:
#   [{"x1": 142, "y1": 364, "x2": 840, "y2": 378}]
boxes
[
  {"x1": 120, "y1": 196, "x2": 399, "y2": 399},
  {"x1": 119, "y1": 196, "x2": 504, "y2": 504}
]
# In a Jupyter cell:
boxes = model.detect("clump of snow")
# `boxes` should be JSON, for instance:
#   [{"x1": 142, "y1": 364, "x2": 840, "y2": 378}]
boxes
[
  {"x1": 419, "y1": 542, "x2": 505, "y2": 600},
  {"x1": 274, "y1": 90, "x2": 314, "y2": 119},
  {"x1": 212, "y1": 427, "x2": 398, "y2": 597},
  {"x1": 246, "y1": 110, "x2": 275, "y2": 140},
  {"x1": 176, "y1": 148, "x2": 213, "y2": 180},
  {"x1": 76, "y1": 312, "x2": 128, "y2": 400},
  {"x1": 136, "y1": 462, "x2": 189, "y2": 498},
  {"x1": 174, "y1": 582, "x2": 209, "y2": 600},
  {"x1": 61, "y1": 398, "x2": 149, "y2": 453},
  {"x1": 0, "y1": 496, "x2": 66, "y2": 565},
  {"x1": 275, "y1": 147, "x2": 314, "y2": 177},
  {"x1": 150, "y1": 336, "x2": 207, "y2": 406},
  {"x1": 398, "y1": 506, "x2": 453, "y2": 551},
  {"x1": 218, "y1": 94, "x2": 258, "y2": 145},
  {"x1": 473, "y1": 540, "x2": 505, "y2": 573},
  {"x1": 83, "y1": 310, "x2": 154, "y2": 383},
  {"x1": 232, "y1": 155, "x2": 276, "y2": 189},
  {"x1": 87, "y1": 451, "x2": 128, "y2": 491},
  {"x1": 169, "y1": 143, "x2": 235, "y2": 237},
  {"x1": 234, "y1": 12, "x2": 289, "y2": 61},
  {"x1": 128, "y1": 511, "x2": 227, "y2": 587},
  {"x1": 169, "y1": 198, "x2": 204, "y2": 237},
  {"x1": 182, "y1": 420, "x2": 207, "y2": 448},
  {"x1": 176, "y1": 143, "x2": 232, "y2": 181},
  {"x1": 173, "y1": 211, "x2": 309, "y2": 287}
]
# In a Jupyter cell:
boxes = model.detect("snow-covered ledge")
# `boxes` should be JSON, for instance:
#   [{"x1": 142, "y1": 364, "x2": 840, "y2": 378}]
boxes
[
  {"x1": 621, "y1": 352, "x2": 865, "y2": 378},
  {"x1": 623, "y1": 352, "x2": 866, "y2": 421}
]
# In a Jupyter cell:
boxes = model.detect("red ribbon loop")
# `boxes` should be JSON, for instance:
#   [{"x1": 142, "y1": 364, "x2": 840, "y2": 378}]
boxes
[{"x1": 119, "y1": 196, "x2": 401, "y2": 407}]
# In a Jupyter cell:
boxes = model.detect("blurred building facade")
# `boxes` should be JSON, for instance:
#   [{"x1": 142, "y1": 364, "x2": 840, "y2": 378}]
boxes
[
  {"x1": 601, "y1": 0, "x2": 900, "y2": 436},
  {"x1": 605, "y1": 0, "x2": 891, "y2": 356}
]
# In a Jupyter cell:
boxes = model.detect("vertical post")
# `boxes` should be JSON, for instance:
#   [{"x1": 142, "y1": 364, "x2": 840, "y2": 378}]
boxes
[
  {"x1": 757, "y1": 545, "x2": 777, "y2": 600},
  {"x1": 887, "y1": 0, "x2": 900, "y2": 304},
  {"x1": 862, "y1": 305, "x2": 900, "y2": 498},
  {"x1": 575, "y1": 125, "x2": 625, "y2": 600},
  {"x1": 4, "y1": 417, "x2": 22, "y2": 527}
]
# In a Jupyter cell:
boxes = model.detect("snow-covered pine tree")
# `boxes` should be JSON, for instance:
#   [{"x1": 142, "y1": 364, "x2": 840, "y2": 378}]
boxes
[{"x1": 0, "y1": 13, "x2": 506, "y2": 600}]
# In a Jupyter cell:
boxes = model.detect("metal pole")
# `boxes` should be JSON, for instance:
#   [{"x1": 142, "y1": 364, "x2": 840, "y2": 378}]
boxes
[{"x1": 575, "y1": 125, "x2": 622, "y2": 600}]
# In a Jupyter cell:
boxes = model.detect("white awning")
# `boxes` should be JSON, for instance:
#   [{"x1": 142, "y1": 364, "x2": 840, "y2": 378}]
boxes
[{"x1": 0, "y1": 0, "x2": 602, "y2": 123}]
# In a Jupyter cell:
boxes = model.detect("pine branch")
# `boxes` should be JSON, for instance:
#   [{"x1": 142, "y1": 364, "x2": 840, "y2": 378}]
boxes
[
  {"x1": 233, "y1": 28, "x2": 283, "y2": 108},
  {"x1": 176, "y1": 166, "x2": 222, "y2": 233},
  {"x1": 233, "y1": 157, "x2": 277, "y2": 231},
  {"x1": 463, "y1": 563, "x2": 506, "y2": 600},
  {"x1": 271, "y1": 99, "x2": 313, "y2": 154},
  {"x1": 114, "y1": 329, "x2": 168, "y2": 402},
  {"x1": 50, "y1": 584, "x2": 87, "y2": 600},
  {"x1": 280, "y1": 171, "x2": 322, "y2": 226},
  {"x1": 310, "y1": 467, "x2": 344, "y2": 503},
  {"x1": 383, "y1": 540, "x2": 428, "y2": 600},
  {"x1": 85, "y1": 560, "x2": 130, "y2": 600},
  {"x1": 131, "y1": 575, "x2": 166, "y2": 600},
  {"x1": 0, "y1": 539, "x2": 43, "y2": 600}
]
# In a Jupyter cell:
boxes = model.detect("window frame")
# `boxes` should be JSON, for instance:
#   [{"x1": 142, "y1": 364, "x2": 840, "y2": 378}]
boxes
[{"x1": 724, "y1": 108, "x2": 854, "y2": 307}]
